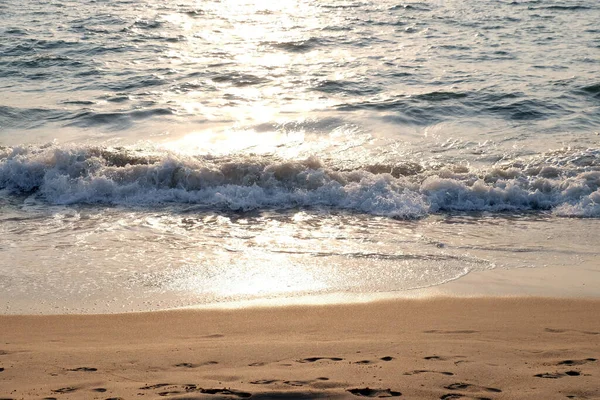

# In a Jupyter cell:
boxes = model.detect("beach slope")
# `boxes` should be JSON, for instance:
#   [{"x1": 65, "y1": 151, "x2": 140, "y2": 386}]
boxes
[{"x1": 1, "y1": 298, "x2": 599, "y2": 399}]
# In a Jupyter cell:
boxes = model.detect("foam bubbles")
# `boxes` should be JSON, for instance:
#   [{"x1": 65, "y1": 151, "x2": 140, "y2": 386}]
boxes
[{"x1": 1, "y1": 144, "x2": 600, "y2": 218}]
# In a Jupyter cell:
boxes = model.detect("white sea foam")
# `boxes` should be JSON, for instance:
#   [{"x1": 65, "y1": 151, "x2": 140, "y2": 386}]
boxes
[{"x1": 1, "y1": 144, "x2": 600, "y2": 218}]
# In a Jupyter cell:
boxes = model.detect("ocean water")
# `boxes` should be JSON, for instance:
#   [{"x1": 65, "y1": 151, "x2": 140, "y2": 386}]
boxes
[{"x1": 1, "y1": 0, "x2": 599, "y2": 313}]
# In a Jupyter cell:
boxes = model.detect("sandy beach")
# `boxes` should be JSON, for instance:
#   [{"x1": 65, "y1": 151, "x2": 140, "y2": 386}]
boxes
[
  {"x1": 1, "y1": 297, "x2": 599, "y2": 400},
  {"x1": 3, "y1": 0, "x2": 600, "y2": 399}
]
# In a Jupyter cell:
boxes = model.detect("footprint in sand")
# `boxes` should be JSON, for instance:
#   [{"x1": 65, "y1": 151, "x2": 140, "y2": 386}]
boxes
[
  {"x1": 250, "y1": 379, "x2": 279, "y2": 385},
  {"x1": 176, "y1": 361, "x2": 219, "y2": 367},
  {"x1": 534, "y1": 371, "x2": 581, "y2": 379},
  {"x1": 440, "y1": 395, "x2": 493, "y2": 400},
  {"x1": 348, "y1": 388, "x2": 402, "y2": 397},
  {"x1": 52, "y1": 387, "x2": 78, "y2": 394},
  {"x1": 250, "y1": 378, "x2": 333, "y2": 388},
  {"x1": 445, "y1": 383, "x2": 501, "y2": 393},
  {"x1": 424, "y1": 330, "x2": 478, "y2": 334},
  {"x1": 557, "y1": 358, "x2": 597, "y2": 366},
  {"x1": 564, "y1": 371, "x2": 581, "y2": 376},
  {"x1": 175, "y1": 362, "x2": 196, "y2": 368},
  {"x1": 544, "y1": 328, "x2": 599, "y2": 335},
  {"x1": 139, "y1": 384, "x2": 251, "y2": 397},
  {"x1": 404, "y1": 370, "x2": 454, "y2": 376},
  {"x1": 440, "y1": 395, "x2": 463, "y2": 400},
  {"x1": 297, "y1": 357, "x2": 344, "y2": 363},
  {"x1": 0, "y1": 367, "x2": 4, "y2": 372},
  {"x1": 353, "y1": 356, "x2": 395, "y2": 364},
  {"x1": 424, "y1": 355, "x2": 467, "y2": 362},
  {"x1": 92, "y1": 388, "x2": 107, "y2": 392},
  {"x1": 68, "y1": 367, "x2": 97, "y2": 372},
  {"x1": 199, "y1": 388, "x2": 252, "y2": 398}
]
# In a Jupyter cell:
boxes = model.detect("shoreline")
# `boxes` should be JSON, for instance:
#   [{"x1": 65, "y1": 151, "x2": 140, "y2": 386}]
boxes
[
  {"x1": 1, "y1": 297, "x2": 599, "y2": 399},
  {"x1": 4, "y1": 258, "x2": 599, "y2": 315},
  {"x1": 190, "y1": 261, "x2": 600, "y2": 311},
  {"x1": 2, "y1": 256, "x2": 599, "y2": 399}
]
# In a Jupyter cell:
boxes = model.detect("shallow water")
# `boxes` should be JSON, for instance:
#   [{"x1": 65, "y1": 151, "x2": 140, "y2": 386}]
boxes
[
  {"x1": 2, "y1": 205, "x2": 598, "y2": 313},
  {"x1": 1, "y1": 0, "x2": 599, "y2": 313}
]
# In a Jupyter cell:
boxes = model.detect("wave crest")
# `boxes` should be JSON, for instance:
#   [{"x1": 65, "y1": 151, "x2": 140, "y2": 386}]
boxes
[{"x1": 1, "y1": 145, "x2": 600, "y2": 218}]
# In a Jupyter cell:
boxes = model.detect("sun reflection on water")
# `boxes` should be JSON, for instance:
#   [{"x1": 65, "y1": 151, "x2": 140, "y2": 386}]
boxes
[
  {"x1": 164, "y1": 129, "x2": 305, "y2": 155},
  {"x1": 153, "y1": 0, "x2": 334, "y2": 156}
]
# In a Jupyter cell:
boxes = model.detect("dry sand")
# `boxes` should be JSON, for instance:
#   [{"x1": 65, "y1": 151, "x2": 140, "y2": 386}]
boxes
[{"x1": 1, "y1": 297, "x2": 599, "y2": 400}]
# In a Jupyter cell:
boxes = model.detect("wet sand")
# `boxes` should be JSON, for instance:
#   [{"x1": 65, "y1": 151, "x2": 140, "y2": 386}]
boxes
[{"x1": 1, "y1": 297, "x2": 599, "y2": 399}]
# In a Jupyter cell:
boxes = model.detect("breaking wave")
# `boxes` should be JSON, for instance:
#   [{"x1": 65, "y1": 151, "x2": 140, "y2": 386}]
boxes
[{"x1": 1, "y1": 144, "x2": 600, "y2": 218}]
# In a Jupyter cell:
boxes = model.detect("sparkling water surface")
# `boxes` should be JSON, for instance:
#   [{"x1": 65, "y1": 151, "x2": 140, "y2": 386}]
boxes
[{"x1": 1, "y1": 0, "x2": 599, "y2": 313}]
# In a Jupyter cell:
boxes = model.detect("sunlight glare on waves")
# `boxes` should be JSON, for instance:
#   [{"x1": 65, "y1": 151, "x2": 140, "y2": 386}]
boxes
[
  {"x1": 179, "y1": 250, "x2": 329, "y2": 297},
  {"x1": 221, "y1": 0, "x2": 304, "y2": 13},
  {"x1": 158, "y1": 0, "x2": 324, "y2": 156},
  {"x1": 164, "y1": 128, "x2": 306, "y2": 155}
]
